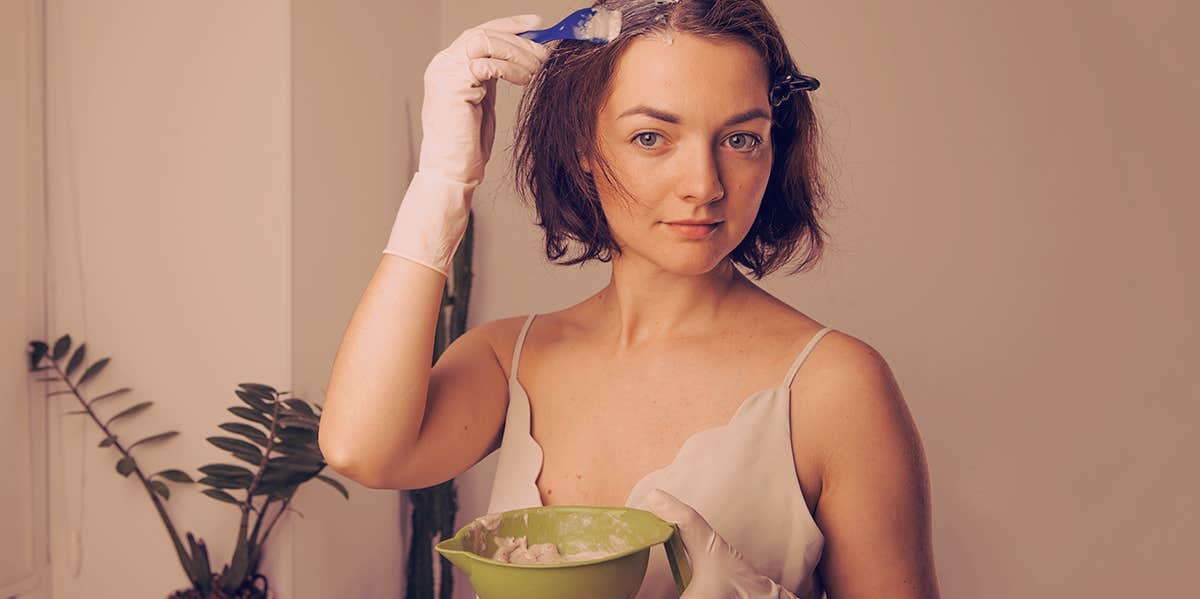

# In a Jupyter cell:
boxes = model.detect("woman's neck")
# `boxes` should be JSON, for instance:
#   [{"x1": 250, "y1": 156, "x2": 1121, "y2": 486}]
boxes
[{"x1": 588, "y1": 256, "x2": 752, "y2": 351}]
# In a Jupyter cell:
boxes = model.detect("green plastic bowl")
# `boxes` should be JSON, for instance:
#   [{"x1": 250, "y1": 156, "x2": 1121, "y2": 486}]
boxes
[{"x1": 435, "y1": 505, "x2": 692, "y2": 599}]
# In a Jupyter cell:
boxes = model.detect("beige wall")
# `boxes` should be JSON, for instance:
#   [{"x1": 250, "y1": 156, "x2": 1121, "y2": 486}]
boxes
[
  {"x1": 6, "y1": 0, "x2": 1197, "y2": 598},
  {"x1": 291, "y1": 0, "x2": 433, "y2": 596},
  {"x1": 443, "y1": 1, "x2": 1200, "y2": 597},
  {"x1": 767, "y1": 3, "x2": 1199, "y2": 596},
  {"x1": 1, "y1": 0, "x2": 49, "y2": 597},
  {"x1": 28, "y1": 0, "x2": 296, "y2": 597}
]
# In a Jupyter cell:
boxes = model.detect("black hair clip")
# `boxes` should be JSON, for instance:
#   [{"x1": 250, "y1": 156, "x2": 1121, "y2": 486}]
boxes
[{"x1": 770, "y1": 71, "x2": 820, "y2": 107}]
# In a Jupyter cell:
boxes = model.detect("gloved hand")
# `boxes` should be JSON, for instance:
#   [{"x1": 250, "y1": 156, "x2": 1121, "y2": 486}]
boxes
[
  {"x1": 383, "y1": 14, "x2": 550, "y2": 277},
  {"x1": 645, "y1": 488, "x2": 802, "y2": 599}
]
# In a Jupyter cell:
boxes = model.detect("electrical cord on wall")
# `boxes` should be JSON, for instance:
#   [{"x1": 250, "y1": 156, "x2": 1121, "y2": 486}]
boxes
[{"x1": 45, "y1": 0, "x2": 88, "y2": 579}]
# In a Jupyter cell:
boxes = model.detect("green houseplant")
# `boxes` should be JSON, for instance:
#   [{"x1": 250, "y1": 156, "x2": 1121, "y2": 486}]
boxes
[{"x1": 27, "y1": 336, "x2": 348, "y2": 598}]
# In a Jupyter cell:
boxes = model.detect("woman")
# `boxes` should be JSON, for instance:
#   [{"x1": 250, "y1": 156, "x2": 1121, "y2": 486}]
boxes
[{"x1": 320, "y1": 1, "x2": 941, "y2": 597}]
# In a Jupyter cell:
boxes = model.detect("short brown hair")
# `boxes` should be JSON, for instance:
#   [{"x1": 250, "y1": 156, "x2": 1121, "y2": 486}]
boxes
[{"x1": 510, "y1": 0, "x2": 832, "y2": 279}]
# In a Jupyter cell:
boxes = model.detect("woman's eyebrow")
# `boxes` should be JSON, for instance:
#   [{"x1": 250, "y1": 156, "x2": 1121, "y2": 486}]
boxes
[{"x1": 617, "y1": 105, "x2": 771, "y2": 127}]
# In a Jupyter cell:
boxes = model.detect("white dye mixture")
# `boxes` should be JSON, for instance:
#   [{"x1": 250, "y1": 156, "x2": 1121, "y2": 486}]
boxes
[{"x1": 466, "y1": 511, "x2": 633, "y2": 565}]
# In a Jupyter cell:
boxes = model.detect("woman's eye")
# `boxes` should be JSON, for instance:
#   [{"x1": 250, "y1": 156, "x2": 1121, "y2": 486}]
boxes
[
  {"x1": 633, "y1": 132, "x2": 662, "y2": 149},
  {"x1": 630, "y1": 131, "x2": 763, "y2": 152},
  {"x1": 726, "y1": 133, "x2": 763, "y2": 152}
]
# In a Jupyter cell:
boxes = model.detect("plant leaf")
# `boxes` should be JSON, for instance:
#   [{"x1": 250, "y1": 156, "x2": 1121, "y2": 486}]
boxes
[
  {"x1": 207, "y1": 437, "x2": 264, "y2": 466},
  {"x1": 217, "y1": 422, "x2": 270, "y2": 448},
  {"x1": 228, "y1": 406, "x2": 272, "y2": 427},
  {"x1": 274, "y1": 444, "x2": 324, "y2": 464},
  {"x1": 184, "y1": 532, "x2": 203, "y2": 586},
  {"x1": 252, "y1": 478, "x2": 298, "y2": 496},
  {"x1": 198, "y1": 464, "x2": 255, "y2": 479},
  {"x1": 155, "y1": 469, "x2": 195, "y2": 483},
  {"x1": 88, "y1": 387, "x2": 132, "y2": 407},
  {"x1": 229, "y1": 449, "x2": 266, "y2": 467},
  {"x1": 235, "y1": 389, "x2": 273, "y2": 413},
  {"x1": 76, "y1": 357, "x2": 110, "y2": 387},
  {"x1": 201, "y1": 488, "x2": 241, "y2": 506},
  {"x1": 51, "y1": 334, "x2": 71, "y2": 361},
  {"x1": 276, "y1": 425, "x2": 317, "y2": 444},
  {"x1": 259, "y1": 465, "x2": 305, "y2": 485},
  {"x1": 66, "y1": 344, "x2": 87, "y2": 378},
  {"x1": 127, "y1": 431, "x2": 179, "y2": 451},
  {"x1": 276, "y1": 416, "x2": 318, "y2": 431},
  {"x1": 28, "y1": 341, "x2": 49, "y2": 370},
  {"x1": 198, "y1": 474, "x2": 252, "y2": 490},
  {"x1": 316, "y1": 474, "x2": 350, "y2": 500},
  {"x1": 238, "y1": 382, "x2": 278, "y2": 396},
  {"x1": 273, "y1": 434, "x2": 315, "y2": 451},
  {"x1": 206, "y1": 436, "x2": 262, "y2": 458},
  {"x1": 116, "y1": 457, "x2": 136, "y2": 477},
  {"x1": 104, "y1": 400, "x2": 152, "y2": 427},
  {"x1": 150, "y1": 480, "x2": 170, "y2": 500},
  {"x1": 99, "y1": 435, "x2": 118, "y2": 447},
  {"x1": 266, "y1": 455, "x2": 322, "y2": 473},
  {"x1": 223, "y1": 536, "x2": 251, "y2": 594},
  {"x1": 281, "y1": 398, "x2": 317, "y2": 418},
  {"x1": 185, "y1": 532, "x2": 212, "y2": 590}
]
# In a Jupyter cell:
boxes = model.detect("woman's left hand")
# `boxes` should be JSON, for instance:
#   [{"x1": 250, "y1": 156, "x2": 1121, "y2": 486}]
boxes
[{"x1": 645, "y1": 488, "x2": 802, "y2": 599}]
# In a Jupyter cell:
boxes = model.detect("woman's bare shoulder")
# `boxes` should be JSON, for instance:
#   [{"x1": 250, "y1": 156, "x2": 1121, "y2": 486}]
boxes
[
  {"x1": 789, "y1": 326, "x2": 916, "y2": 479},
  {"x1": 470, "y1": 315, "x2": 533, "y2": 380},
  {"x1": 796, "y1": 331, "x2": 936, "y2": 597}
]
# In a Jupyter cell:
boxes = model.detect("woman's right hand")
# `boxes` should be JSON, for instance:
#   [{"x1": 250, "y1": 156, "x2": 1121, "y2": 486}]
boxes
[
  {"x1": 418, "y1": 13, "x2": 550, "y2": 188},
  {"x1": 383, "y1": 14, "x2": 549, "y2": 276}
]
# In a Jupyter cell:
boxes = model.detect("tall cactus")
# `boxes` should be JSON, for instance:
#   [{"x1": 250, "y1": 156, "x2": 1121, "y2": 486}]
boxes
[{"x1": 405, "y1": 210, "x2": 474, "y2": 599}]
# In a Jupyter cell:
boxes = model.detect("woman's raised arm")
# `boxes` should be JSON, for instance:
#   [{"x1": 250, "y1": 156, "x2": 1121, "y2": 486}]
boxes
[{"x1": 318, "y1": 14, "x2": 549, "y2": 489}]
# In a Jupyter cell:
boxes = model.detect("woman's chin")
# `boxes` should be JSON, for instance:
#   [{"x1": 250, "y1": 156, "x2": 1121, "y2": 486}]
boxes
[{"x1": 652, "y1": 250, "x2": 731, "y2": 277}]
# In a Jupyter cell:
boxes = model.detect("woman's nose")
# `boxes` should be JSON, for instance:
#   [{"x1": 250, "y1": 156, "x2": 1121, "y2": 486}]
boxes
[{"x1": 676, "y1": 143, "x2": 725, "y2": 205}]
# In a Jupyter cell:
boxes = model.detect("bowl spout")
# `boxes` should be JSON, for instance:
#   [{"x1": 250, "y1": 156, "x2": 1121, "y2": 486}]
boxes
[{"x1": 434, "y1": 538, "x2": 476, "y2": 576}]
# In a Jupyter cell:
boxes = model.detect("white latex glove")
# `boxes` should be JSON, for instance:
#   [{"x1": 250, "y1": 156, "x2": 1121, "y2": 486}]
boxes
[
  {"x1": 645, "y1": 488, "x2": 801, "y2": 599},
  {"x1": 383, "y1": 14, "x2": 550, "y2": 277}
]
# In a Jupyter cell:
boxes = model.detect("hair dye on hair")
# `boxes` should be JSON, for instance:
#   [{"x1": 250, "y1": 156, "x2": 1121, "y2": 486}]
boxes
[{"x1": 510, "y1": 0, "x2": 832, "y2": 279}]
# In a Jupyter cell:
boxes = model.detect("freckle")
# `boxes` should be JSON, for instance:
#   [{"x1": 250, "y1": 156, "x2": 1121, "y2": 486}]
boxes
[
  {"x1": 576, "y1": 473, "x2": 582, "y2": 479},
  {"x1": 547, "y1": 488, "x2": 553, "y2": 495}
]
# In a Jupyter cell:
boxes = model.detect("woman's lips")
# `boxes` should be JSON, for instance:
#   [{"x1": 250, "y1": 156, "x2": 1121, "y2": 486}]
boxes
[{"x1": 663, "y1": 222, "x2": 721, "y2": 239}]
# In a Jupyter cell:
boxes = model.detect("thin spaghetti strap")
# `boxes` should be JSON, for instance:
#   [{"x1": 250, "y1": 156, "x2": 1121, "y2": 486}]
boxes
[
  {"x1": 781, "y1": 327, "x2": 835, "y2": 389},
  {"x1": 510, "y1": 313, "x2": 538, "y2": 379}
]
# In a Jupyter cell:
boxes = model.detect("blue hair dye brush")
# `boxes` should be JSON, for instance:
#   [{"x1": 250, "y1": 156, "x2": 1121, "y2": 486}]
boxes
[{"x1": 518, "y1": 7, "x2": 623, "y2": 44}]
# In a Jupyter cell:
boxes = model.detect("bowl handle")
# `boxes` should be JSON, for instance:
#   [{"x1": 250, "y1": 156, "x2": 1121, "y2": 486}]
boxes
[{"x1": 663, "y1": 523, "x2": 693, "y2": 593}]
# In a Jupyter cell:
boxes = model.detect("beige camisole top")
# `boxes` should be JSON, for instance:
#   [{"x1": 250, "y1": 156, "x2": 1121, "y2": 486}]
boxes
[{"x1": 482, "y1": 313, "x2": 832, "y2": 598}]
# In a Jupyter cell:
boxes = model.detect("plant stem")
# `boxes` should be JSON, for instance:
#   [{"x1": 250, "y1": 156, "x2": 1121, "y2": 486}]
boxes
[
  {"x1": 47, "y1": 359, "x2": 193, "y2": 582},
  {"x1": 258, "y1": 488, "x2": 296, "y2": 549},
  {"x1": 225, "y1": 389, "x2": 286, "y2": 591},
  {"x1": 248, "y1": 493, "x2": 271, "y2": 549}
]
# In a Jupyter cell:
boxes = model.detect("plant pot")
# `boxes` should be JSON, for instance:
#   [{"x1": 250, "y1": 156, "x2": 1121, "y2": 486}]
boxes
[
  {"x1": 167, "y1": 589, "x2": 273, "y2": 599},
  {"x1": 167, "y1": 574, "x2": 272, "y2": 599}
]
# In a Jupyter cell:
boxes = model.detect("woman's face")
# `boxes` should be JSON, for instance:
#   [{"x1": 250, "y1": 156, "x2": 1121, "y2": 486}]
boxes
[{"x1": 585, "y1": 32, "x2": 774, "y2": 275}]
